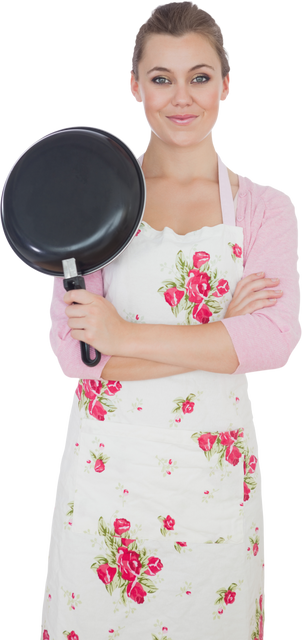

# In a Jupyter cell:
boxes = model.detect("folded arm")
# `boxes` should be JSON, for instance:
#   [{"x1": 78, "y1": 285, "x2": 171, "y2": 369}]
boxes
[
  {"x1": 51, "y1": 189, "x2": 300, "y2": 380},
  {"x1": 126, "y1": 188, "x2": 300, "y2": 376},
  {"x1": 101, "y1": 356, "x2": 192, "y2": 380},
  {"x1": 109, "y1": 318, "x2": 240, "y2": 373}
]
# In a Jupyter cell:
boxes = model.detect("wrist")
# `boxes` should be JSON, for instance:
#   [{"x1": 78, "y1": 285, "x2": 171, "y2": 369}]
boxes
[{"x1": 118, "y1": 318, "x2": 138, "y2": 358}]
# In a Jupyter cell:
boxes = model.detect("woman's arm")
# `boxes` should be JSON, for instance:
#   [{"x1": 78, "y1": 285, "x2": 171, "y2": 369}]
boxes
[
  {"x1": 101, "y1": 357, "x2": 192, "y2": 381},
  {"x1": 119, "y1": 318, "x2": 240, "y2": 373},
  {"x1": 46, "y1": 270, "x2": 110, "y2": 382}
]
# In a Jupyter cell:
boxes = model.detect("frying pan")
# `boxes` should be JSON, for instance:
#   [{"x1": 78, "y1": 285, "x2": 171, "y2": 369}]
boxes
[{"x1": 1, "y1": 127, "x2": 146, "y2": 366}]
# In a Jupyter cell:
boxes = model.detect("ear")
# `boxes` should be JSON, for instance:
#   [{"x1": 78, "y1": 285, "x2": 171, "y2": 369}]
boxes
[
  {"x1": 127, "y1": 69, "x2": 141, "y2": 104},
  {"x1": 221, "y1": 73, "x2": 233, "y2": 103}
]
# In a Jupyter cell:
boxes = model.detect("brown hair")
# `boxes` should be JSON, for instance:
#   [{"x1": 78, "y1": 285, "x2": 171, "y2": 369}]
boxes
[{"x1": 132, "y1": 2, "x2": 230, "y2": 80}]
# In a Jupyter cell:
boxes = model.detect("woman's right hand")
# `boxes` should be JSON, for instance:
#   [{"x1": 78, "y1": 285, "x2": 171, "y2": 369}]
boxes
[{"x1": 224, "y1": 272, "x2": 283, "y2": 319}]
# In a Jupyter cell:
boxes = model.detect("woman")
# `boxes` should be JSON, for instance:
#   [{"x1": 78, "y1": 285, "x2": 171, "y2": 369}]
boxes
[{"x1": 42, "y1": 3, "x2": 300, "y2": 639}]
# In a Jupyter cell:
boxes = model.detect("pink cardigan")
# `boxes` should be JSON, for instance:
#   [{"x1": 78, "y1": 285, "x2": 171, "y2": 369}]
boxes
[{"x1": 49, "y1": 173, "x2": 301, "y2": 377}]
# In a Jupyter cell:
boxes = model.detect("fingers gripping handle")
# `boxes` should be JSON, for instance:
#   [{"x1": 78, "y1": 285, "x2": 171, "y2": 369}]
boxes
[
  {"x1": 62, "y1": 258, "x2": 101, "y2": 367},
  {"x1": 63, "y1": 275, "x2": 101, "y2": 366}
]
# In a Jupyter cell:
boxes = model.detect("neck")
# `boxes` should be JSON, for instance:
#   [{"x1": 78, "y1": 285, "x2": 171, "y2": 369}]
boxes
[{"x1": 142, "y1": 132, "x2": 218, "y2": 184}]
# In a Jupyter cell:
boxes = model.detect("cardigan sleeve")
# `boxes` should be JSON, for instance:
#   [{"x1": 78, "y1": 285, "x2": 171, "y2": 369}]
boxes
[
  {"x1": 221, "y1": 189, "x2": 301, "y2": 373},
  {"x1": 49, "y1": 270, "x2": 111, "y2": 378}
]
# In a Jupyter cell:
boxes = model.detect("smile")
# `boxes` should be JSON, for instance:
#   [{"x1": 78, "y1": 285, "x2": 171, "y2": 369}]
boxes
[{"x1": 166, "y1": 115, "x2": 198, "y2": 125}]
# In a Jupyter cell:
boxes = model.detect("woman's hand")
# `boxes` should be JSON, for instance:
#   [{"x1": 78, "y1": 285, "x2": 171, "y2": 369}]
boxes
[
  {"x1": 63, "y1": 289, "x2": 128, "y2": 355},
  {"x1": 224, "y1": 272, "x2": 283, "y2": 319}
]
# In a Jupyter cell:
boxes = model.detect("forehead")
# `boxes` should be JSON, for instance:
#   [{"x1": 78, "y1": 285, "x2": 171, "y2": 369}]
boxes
[{"x1": 140, "y1": 32, "x2": 219, "y2": 71}]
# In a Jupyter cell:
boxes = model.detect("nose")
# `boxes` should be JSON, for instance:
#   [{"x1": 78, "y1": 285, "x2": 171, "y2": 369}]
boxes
[{"x1": 172, "y1": 84, "x2": 193, "y2": 105}]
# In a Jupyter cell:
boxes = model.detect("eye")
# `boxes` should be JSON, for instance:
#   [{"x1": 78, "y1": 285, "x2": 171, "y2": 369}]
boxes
[
  {"x1": 151, "y1": 76, "x2": 171, "y2": 84},
  {"x1": 152, "y1": 75, "x2": 210, "y2": 84},
  {"x1": 192, "y1": 75, "x2": 210, "y2": 83}
]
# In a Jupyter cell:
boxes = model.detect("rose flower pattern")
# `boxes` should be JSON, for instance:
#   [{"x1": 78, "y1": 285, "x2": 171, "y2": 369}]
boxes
[{"x1": 76, "y1": 379, "x2": 122, "y2": 421}]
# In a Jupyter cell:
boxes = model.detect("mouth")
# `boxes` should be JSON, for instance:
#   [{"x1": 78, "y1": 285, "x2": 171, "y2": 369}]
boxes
[{"x1": 166, "y1": 115, "x2": 198, "y2": 125}]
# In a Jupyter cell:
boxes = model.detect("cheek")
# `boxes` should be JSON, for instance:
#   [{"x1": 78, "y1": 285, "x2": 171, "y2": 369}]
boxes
[
  {"x1": 142, "y1": 86, "x2": 170, "y2": 117},
  {"x1": 198, "y1": 87, "x2": 221, "y2": 111}
]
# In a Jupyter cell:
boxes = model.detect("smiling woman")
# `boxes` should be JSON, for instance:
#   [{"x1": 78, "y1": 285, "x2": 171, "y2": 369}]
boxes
[
  {"x1": 130, "y1": 30, "x2": 230, "y2": 170},
  {"x1": 42, "y1": 3, "x2": 300, "y2": 640},
  {"x1": 128, "y1": 28, "x2": 239, "y2": 236}
]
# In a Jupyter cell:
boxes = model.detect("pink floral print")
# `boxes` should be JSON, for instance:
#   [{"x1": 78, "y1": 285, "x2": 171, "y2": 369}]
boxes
[
  {"x1": 213, "y1": 579, "x2": 244, "y2": 620},
  {"x1": 61, "y1": 587, "x2": 82, "y2": 610},
  {"x1": 247, "y1": 526, "x2": 260, "y2": 559},
  {"x1": 158, "y1": 515, "x2": 187, "y2": 553},
  {"x1": 43, "y1": 201, "x2": 263, "y2": 637},
  {"x1": 64, "y1": 502, "x2": 74, "y2": 530},
  {"x1": 251, "y1": 594, "x2": 264, "y2": 639},
  {"x1": 158, "y1": 249, "x2": 230, "y2": 324},
  {"x1": 152, "y1": 619, "x2": 173, "y2": 640},
  {"x1": 84, "y1": 444, "x2": 110, "y2": 474},
  {"x1": 192, "y1": 428, "x2": 258, "y2": 501},
  {"x1": 91, "y1": 516, "x2": 163, "y2": 605},
  {"x1": 228, "y1": 241, "x2": 243, "y2": 261},
  {"x1": 63, "y1": 632, "x2": 79, "y2": 640},
  {"x1": 169, "y1": 391, "x2": 202, "y2": 427},
  {"x1": 76, "y1": 378, "x2": 122, "y2": 421}
]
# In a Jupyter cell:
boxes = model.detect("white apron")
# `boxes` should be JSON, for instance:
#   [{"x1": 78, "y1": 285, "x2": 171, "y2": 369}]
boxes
[{"x1": 41, "y1": 155, "x2": 265, "y2": 640}]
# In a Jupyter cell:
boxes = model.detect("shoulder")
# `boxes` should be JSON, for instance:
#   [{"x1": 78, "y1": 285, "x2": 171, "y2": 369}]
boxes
[
  {"x1": 227, "y1": 167, "x2": 239, "y2": 188},
  {"x1": 239, "y1": 174, "x2": 295, "y2": 213}
]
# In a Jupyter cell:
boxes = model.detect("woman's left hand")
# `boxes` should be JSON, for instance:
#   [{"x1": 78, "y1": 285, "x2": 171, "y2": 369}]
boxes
[{"x1": 63, "y1": 289, "x2": 128, "y2": 355}]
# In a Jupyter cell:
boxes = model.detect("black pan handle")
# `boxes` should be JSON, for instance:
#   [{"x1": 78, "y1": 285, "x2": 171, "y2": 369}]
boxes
[{"x1": 63, "y1": 275, "x2": 101, "y2": 367}]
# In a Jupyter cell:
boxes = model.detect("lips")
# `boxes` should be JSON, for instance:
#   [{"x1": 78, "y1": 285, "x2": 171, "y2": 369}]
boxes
[
  {"x1": 166, "y1": 115, "x2": 198, "y2": 125},
  {"x1": 167, "y1": 113, "x2": 197, "y2": 120}
]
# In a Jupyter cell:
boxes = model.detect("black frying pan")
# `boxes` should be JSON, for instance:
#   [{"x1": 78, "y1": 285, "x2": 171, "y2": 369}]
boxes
[{"x1": 1, "y1": 126, "x2": 146, "y2": 366}]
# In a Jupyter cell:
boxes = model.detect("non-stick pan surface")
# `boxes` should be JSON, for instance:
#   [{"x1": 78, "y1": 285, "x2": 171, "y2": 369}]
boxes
[{"x1": 1, "y1": 126, "x2": 146, "y2": 276}]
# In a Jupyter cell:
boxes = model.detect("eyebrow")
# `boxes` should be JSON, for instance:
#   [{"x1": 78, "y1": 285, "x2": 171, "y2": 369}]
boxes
[{"x1": 146, "y1": 64, "x2": 215, "y2": 74}]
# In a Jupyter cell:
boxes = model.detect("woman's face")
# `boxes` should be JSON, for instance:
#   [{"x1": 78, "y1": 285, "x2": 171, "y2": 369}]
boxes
[{"x1": 131, "y1": 32, "x2": 229, "y2": 148}]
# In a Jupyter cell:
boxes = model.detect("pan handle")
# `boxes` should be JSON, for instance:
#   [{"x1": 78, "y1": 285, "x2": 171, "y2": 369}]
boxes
[{"x1": 63, "y1": 274, "x2": 102, "y2": 367}]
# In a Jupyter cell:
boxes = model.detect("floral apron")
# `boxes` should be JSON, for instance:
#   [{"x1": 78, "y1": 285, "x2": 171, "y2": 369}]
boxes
[{"x1": 41, "y1": 155, "x2": 264, "y2": 640}]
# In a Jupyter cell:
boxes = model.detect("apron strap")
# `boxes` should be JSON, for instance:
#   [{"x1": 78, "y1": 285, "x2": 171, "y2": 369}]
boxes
[{"x1": 217, "y1": 154, "x2": 236, "y2": 226}]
